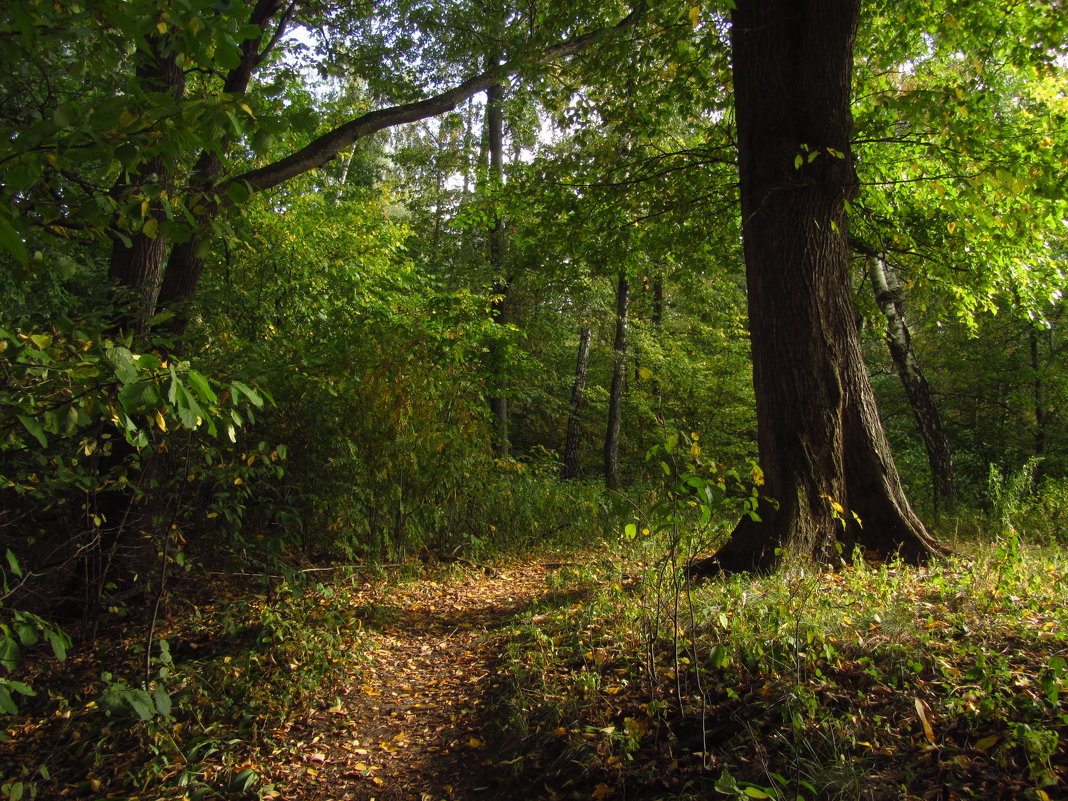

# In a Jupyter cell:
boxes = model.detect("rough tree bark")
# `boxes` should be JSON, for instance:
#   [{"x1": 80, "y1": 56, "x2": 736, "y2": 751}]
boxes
[
  {"x1": 604, "y1": 271, "x2": 629, "y2": 490},
  {"x1": 696, "y1": 0, "x2": 947, "y2": 573},
  {"x1": 562, "y1": 323, "x2": 593, "y2": 479},
  {"x1": 867, "y1": 253, "x2": 958, "y2": 514},
  {"x1": 108, "y1": 34, "x2": 186, "y2": 331}
]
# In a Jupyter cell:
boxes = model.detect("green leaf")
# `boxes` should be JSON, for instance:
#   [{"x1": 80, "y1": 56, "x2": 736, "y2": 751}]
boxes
[
  {"x1": 105, "y1": 346, "x2": 140, "y2": 384},
  {"x1": 16, "y1": 415, "x2": 47, "y2": 448},
  {"x1": 226, "y1": 180, "x2": 251, "y2": 205},
  {"x1": 186, "y1": 369, "x2": 218, "y2": 404},
  {"x1": 0, "y1": 685, "x2": 18, "y2": 714},
  {"x1": 46, "y1": 629, "x2": 70, "y2": 661},
  {"x1": 231, "y1": 380, "x2": 264, "y2": 408},
  {"x1": 5, "y1": 550, "x2": 22, "y2": 579},
  {"x1": 624, "y1": 523, "x2": 637, "y2": 540},
  {"x1": 0, "y1": 637, "x2": 20, "y2": 671},
  {"x1": 0, "y1": 214, "x2": 28, "y2": 266},
  {"x1": 152, "y1": 686, "x2": 172, "y2": 717}
]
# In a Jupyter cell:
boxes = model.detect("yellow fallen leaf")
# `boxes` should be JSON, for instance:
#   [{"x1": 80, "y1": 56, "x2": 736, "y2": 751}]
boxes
[
  {"x1": 592, "y1": 783, "x2": 615, "y2": 799},
  {"x1": 972, "y1": 735, "x2": 999, "y2": 752},
  {"x1": 468, "y1": 737, "x2": 483, "y2": 748},
  {"x1": 914, "y1": 697, "x2": 936, "y2": 745}
]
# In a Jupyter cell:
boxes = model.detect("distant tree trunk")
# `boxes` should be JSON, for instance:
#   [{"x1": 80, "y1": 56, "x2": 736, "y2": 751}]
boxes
[
  {"x1": 697, "y1": 0, "x2": 946, "y2": 574},
  {"x1": 649, "y1": 269, "x2": 665, "y2": 421},
  {"x1": 604, "y1": 271, "x2": 629, "y2": 490},
  {"x1": 562, "y1": 323, "x2": 593, "y2": 479},
  {"x1": 868, "y1": 254, "x2": 958, "y2": 514},
  {"x1": 485, "y1": 74, "x2": 510, "y2": 458},
  {"x1": 1030, "y1": 327, "x2": 1049, "y2": 460}
]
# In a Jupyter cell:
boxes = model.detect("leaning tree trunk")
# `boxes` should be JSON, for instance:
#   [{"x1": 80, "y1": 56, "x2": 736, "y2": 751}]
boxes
[
  {"x1": 700, "y1": 0, "x2": 946, "y2": 573},
  {"x1": 868, "y1": 253, "x2": 958, "y2": 514},
  {"x1": 604, "y1": 271, "x2": 629, "y2": 490},
  {"x1": 562, "y1": 323, "x2": 593, "y2": 479}
]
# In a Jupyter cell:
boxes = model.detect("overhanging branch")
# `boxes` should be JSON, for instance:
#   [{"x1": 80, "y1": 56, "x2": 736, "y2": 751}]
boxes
[{"x1": 230, "y1": 4, "x2": 647, "y2": 194}]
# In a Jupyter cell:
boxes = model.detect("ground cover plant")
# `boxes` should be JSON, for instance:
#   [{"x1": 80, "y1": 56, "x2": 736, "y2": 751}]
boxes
[{"x1": 494, "y1": 532, "x2": 1068, "y2": 800}]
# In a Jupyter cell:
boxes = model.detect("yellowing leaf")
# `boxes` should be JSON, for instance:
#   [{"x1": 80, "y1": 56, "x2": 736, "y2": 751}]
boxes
[
  {"x1": 591, "y1": 784, "x2": 615, "y2": 799},
  {"x1": 688, "y1": 5, "x2": 700, "y2": 27},
  {"x1": 468, "y1": 737, "x2": 483, "y2": 748},
  {"x1": 156, "y1": 21, "x2": 168, "y2": 33},
  {"x1": 637, "y1": 366, "x2": 653, "y2": 380},
  {"x1": 914, "y1": 697, "x2": 936, "y2": 745},
  {"x1": 972, "y1": 735, "x2": 999, "y2": 751},
  {"x1": 240, "y1": 102, "x2": 256, "y2": 118},
  {"x1": 119, "y1": 110, "x2": 137, "y2": 127},
  {"x1": 142, "y1": 217, "x2": 159, "y2": 239},
  {"x1": 155, "y1": 410, "x2": 167, "y2": 432}
]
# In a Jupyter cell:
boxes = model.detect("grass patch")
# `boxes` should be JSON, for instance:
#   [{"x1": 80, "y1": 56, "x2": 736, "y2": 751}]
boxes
[{"x1": 492, "y1": 535, "x2": 1068, "y2": 800}]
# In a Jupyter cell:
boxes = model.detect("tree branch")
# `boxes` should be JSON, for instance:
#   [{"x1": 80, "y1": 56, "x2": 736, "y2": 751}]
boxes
[{"x1": 230, "y1": 4, "x2": 647, "y2": 194}]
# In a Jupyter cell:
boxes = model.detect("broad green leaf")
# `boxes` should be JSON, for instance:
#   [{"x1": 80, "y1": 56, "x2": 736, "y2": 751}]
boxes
[
  {"x1": 0, "y1": 637, "x2": 20, "y2": 671},
  {"x1": 45, "y1": 629, "x2": 70, "y2": 661},
  {"x1": 5, "y1": 550, "x2": 21, "y2": 579},
  {"x1": 231, "y1": 380, "x2": 264, "y2": 408},
  {"x1": 16, "y1": 415, "x2": 47, "y2": 448},
  {"x1": 0, "y1": 685, "x2": 18, "y2": 714},
  {"x1": 0, "y1": 209, "x2": 28, "y2": 265},
  {"x1": 187, "y1": 369, "x2": 218, "y2": 404}
]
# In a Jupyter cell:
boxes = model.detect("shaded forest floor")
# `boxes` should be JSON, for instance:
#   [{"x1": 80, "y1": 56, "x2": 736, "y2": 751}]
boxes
[{"x1": 2, "y1": 539, "x2": 1068, "y2": 800}]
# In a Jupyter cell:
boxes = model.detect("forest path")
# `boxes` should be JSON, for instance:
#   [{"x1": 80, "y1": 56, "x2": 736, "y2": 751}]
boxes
[{"x1": 276, "y1": 558, "x2": 558, "y2": 800}]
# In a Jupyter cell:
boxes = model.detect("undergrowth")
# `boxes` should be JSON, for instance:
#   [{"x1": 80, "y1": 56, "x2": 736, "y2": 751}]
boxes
[
  {"x1": 0, "y1": 573, "x2": 367, "y2": 800},
  {"x1": 494, "y1": 534, "x2": 1068, "y2": 801}
]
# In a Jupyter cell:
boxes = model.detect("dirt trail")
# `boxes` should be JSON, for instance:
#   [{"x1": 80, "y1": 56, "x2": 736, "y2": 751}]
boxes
[{"x1": 277, "y1": 559, "x2": 554, "y2": 800}]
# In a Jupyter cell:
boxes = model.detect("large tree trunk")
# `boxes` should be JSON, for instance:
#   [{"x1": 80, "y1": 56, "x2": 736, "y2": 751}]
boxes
[
  {"x1": 604, "y1": 271, "x2": 629, "y2": 490},
  {"x1": 700, "y1": 0, "x2": 946, "y2": 573},
  {"x1": 562, "y1": 323, "x2": 593, "y2": 479},
  {"x1": 868, "y1": 253, "x2": 958, "y2": 514}
]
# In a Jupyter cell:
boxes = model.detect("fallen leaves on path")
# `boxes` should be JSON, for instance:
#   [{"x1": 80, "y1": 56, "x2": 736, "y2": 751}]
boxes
[{"x1": 266, "y1": 559, "x2": 555, "y2": 800}]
